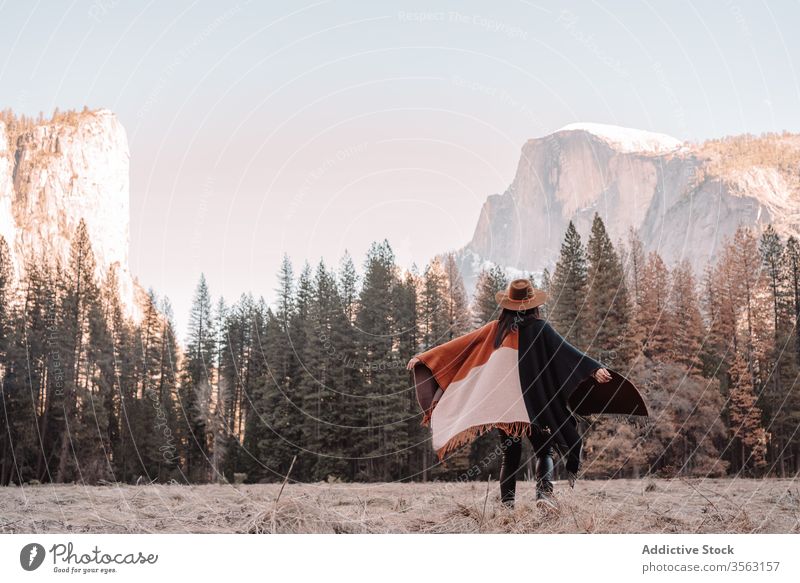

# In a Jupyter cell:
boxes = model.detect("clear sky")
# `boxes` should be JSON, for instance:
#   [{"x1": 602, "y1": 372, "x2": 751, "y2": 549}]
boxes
[{"x1": 2, "y1": 0, "x2": 799, "y2": 337}]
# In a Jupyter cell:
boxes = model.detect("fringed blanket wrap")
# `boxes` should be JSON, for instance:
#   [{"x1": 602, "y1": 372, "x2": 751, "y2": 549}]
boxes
[{"x1": 412, "y1": 316, "x2": 649, "y2": 474}]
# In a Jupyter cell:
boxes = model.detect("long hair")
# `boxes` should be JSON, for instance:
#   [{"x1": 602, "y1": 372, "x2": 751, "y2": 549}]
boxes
[{"x1": 493, "y1": 306, "x2": 540, "y2": 349}]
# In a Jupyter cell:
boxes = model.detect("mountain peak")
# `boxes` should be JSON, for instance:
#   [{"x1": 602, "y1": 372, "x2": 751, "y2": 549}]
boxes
[
  {"x1": 554, "y1": 122, "x2": 684, "y2": 154},
  {"x1": 463, "y1": 126, "x2": 798, "y2": 290}
]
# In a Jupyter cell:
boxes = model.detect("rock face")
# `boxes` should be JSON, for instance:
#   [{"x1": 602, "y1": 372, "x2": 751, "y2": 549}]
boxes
[
  {"x1": 0, "y1": 109, "x2": 140, "y2": 317},
  {"x1": 461, "y1": 122, "x2": 800, "y2": 285}
]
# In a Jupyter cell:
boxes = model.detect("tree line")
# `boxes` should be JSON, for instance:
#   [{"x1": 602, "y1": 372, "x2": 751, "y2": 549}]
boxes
[{"x1": 1, "y1": 214, "x2": 798, "y2": 485}]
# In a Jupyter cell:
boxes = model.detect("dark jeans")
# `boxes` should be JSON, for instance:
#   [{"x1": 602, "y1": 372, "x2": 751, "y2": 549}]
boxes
[{"x1": 497, "y1": 425, "x2": 555, "y2": 505}]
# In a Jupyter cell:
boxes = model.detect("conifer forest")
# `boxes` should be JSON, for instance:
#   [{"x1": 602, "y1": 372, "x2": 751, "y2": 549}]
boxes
[{"x1": 1, "y1": 214, "x2": 799, "y2": 486}]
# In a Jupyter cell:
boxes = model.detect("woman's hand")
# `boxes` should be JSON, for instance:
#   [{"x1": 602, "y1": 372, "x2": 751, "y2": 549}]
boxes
[
  {"x1": 406, "y1": 356, "x2": 420, "y2": 371},
  {"x1": 593, "y1": 367, "x2": 612, "y2": 383}
]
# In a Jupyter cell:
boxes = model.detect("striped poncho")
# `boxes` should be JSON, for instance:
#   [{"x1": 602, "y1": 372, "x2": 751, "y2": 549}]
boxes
[{"x1": 411, "y1": 315, "x2": 649, "y2": 474}]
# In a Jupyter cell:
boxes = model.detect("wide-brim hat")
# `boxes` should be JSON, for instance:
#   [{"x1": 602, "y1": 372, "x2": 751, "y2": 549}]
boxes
[{"x1": 495, "y1": 278, "x2": 547, "y2": 311}]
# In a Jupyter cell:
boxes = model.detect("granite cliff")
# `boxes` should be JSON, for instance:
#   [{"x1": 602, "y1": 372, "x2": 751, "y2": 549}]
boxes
[
  {"x1": 459, "y1": 122, "x2": 800, "y2": 286},
  {"x1": 0, "y1": 108, "x2": 142, "y2": 316}
]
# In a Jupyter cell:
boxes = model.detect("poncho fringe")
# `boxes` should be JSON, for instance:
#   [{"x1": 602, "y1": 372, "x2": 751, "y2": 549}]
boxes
[{"x1": 435, "y1": 421, "x2": 535, "y2": 461}]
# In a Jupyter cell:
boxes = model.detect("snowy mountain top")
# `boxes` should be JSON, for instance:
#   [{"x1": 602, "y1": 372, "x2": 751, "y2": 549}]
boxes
[{"x1": 556, "y1": 122, "x2": 684, "y2": 154}]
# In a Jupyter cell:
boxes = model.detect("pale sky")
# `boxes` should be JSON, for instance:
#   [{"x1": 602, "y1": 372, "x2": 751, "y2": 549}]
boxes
[{"x1": 1, "y1": 0, "x2": 799, "y2": 337}]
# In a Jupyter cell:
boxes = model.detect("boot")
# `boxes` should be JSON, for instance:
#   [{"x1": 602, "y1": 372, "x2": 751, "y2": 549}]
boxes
[
  {"x1": 498, "y1": 433, "x2": 522, "y2": 509},
  {"x1": 500, "y1": 477, "x2": 516, "y2": 509},
  {"x1": 499, "y1": 464, "x2": 518, "y2": 508},
  {"x1": 535, "y1": 448, "x2": 555, "y2": 505}
]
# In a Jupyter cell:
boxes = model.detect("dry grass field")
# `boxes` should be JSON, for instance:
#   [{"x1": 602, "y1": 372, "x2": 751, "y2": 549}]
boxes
[{"x1": 1, "y1": 478, "x2": 798, "y2": 534}]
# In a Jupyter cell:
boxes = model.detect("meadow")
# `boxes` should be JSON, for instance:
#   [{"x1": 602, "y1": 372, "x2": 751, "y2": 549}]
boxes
[{"x1": 1, "y1": 478, "x2": 798, "y2": 534}]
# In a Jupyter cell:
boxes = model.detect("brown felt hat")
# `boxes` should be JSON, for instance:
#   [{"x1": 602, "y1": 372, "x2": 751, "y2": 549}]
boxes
[{"x1": 495, "y1": 278, "x2": 547, "y2": 311}]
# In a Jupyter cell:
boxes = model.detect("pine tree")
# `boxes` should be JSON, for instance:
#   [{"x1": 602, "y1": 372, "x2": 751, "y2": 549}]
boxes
[
  {"x1": 786, "y1": 236, "x2": 800, "y2": 368},
  {"x1": 783, "y1": 236, "x2": 800, "y2": 474},
  {"x1": 585, "y1": 213, "x2": 635, "y2": 367},
  {"x1": 0, "y1": 236, "x2": 12, "y2": 356},
  {"x1": 154, "y1": 298, "x2": 181, "y2": 481},
  {"x1": 209, "y1": 296, "x2": 231, "y2": 483},
  {"x1": 254, "y1": 256, "x2": 303, "y2": 481},
  {"x1": 704, "y1": 244, "x2": 739, "y2": 370},
  {"x1": 442, "y1": 253, "x2": 471, "y2": 339},
  {"x1": 101, "y1": 266, "x2": 138, "y2": 482},
  {"x1": 81, "y1": 268, "x2": 118, "y2": 483},
  {"x1": 575, "y1": 217, "x2": 638, "y2": 479},
  {"x1": 636, "y1": 251, "x2": 674, "y2": 360},
  {"x1": 625, "y1": 226, "x2": 646, "y2": 312},
  {"x1": 338, "y1": 251, "x2": 359, "y2": 323},
  {"x1": 471, "y1": 264, "x2": 507, "y2": 326},
  {"x1": 393, "y1": 269, "x2": 429, "y2": 479},
  {"x1": 294, "y1": 260, "x2": 350, "y2": 481},
  {"x1": 218, "y1": 293, "x2": 255, "y2": 480},
  {"x1": 356, "y1": 240, "x2": 403, "y2": 480},
  {"x1": 0, "y1": 236, "x2": 19, "y2": 485},
  {"x1": 83, "y1": 290, "x2": 117, "y2": 484},
  {"x1": 55, "y1": 219, "x2": 107, "y2": 483},
  {"x1": 23, "y1": 253, "x2": 60, "y2": 483},
  {"x1": 760, "y1": 225, "x2": 787, "y2": 353},
  {"x1": 138, "y1": 289, "x2": 165, "y2": 399},
  {"x1": 180, "y1": 274, "x2": 216, "y2": 482},
  {"x1": 240, "y1": 297, "x2": 271, "y2": 482},
  {"x1": 311, "y1": 262, "x2": 356, "y2": 481},
  {"x1": 548, "y1": 221, "x2": 588, "y2": 348},
  {"x1": 258, "y1": 307, "x2": 292, "y2": 481},
  {"x1": 668, "y1": 260, "x2": 705, "y2": 373},
  {"x1": 420, "y1": 258, "x2": 450, "y2": 350},
  {"x1": 334, "y1": 254, "x2": 365, "y2": 480},
  {"x1": 758, "y1": 226, "x2": 797, "y2": 476},
  {"x1": 705, "y1": 227, "x2": 775, "y2": 474},
  {"x1": 538, "y1": 267, "x2": 551, "y2": 320},
  {"x1": 276, "y1": 254, "x2": 295, "y2": 329},
  {"x1": 728, "y1": 349, "x2": 770, "y2": 475},
  {"x1": 703, "y1": 235, "x2": 742, "y2": 473},
  {"x1": 289, "y1": 263, "x2": 315, "y2": 480},
  {"x1": 733, "y1": 228, "x2": 770, "y2": 384},
  {"x1": 773, "y1": 230, "x2": 800, "y2": 477}
]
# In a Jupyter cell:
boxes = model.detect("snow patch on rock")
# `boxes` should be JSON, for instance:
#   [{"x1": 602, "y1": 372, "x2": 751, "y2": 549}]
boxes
[{"x1": 556, "y1": 122, "x2": 684, "y2": 154}]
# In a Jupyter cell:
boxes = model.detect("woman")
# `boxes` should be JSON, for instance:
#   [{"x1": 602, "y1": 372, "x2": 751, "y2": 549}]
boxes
[{"x1": 407, "y1": 278, "x2": 648, "y2": 509}]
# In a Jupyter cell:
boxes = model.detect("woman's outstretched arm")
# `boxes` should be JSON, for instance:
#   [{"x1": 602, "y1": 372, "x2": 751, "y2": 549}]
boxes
[{"x1": 541, "y1": 321, "x2": 612, "y2": 383}]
